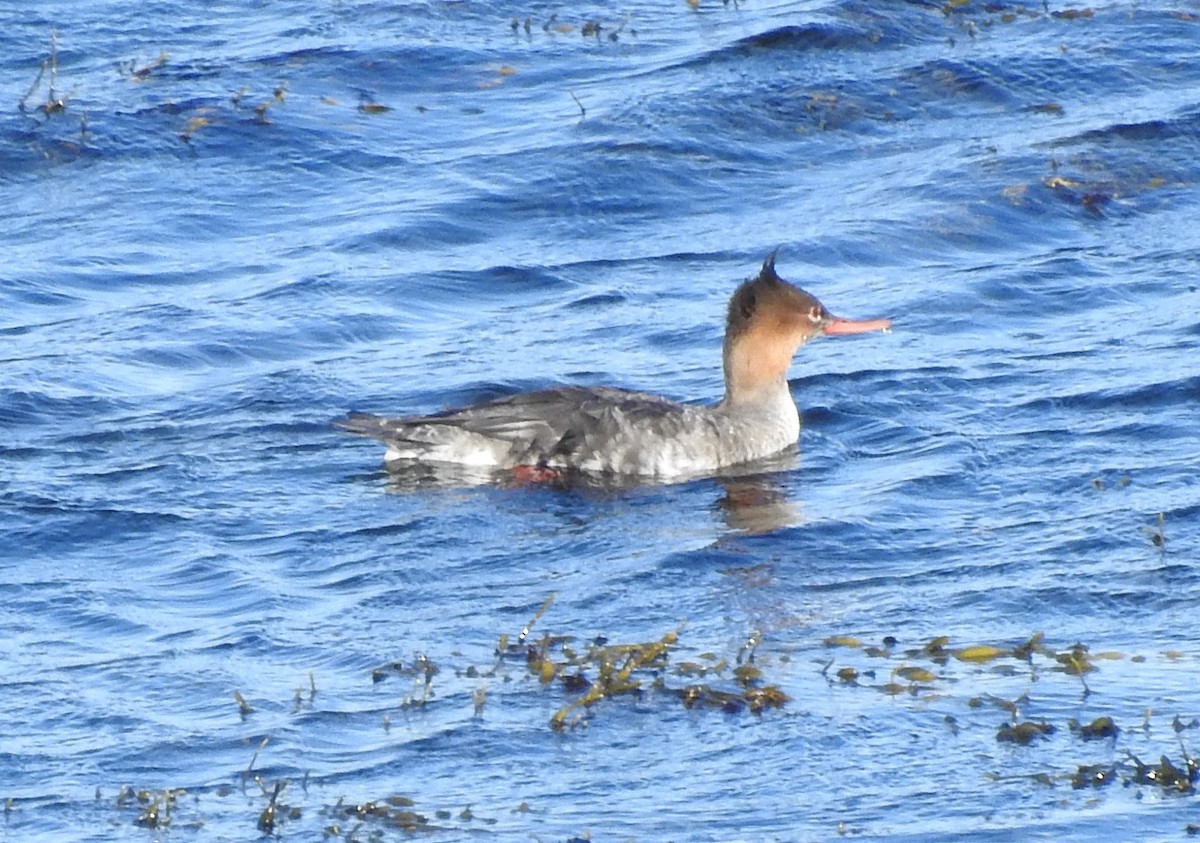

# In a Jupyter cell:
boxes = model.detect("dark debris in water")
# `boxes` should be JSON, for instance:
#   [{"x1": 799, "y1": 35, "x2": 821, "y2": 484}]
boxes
[
  {"x1": 820, "y1": 628, "x2": 1200, "y2": 797},
  {"x1": 495, "y1": 594, "x2": 789, "y2": 730},
  {"x1": 256, "y1": 780, "x2": 299, "y2": 834},
  {"x1": 1130, "y1": 754, "x2": 1198, "y2": 794},
  {"x1": 60, "y1": 619, "x2": 1200, "y2": 837},
  {"x1": 510, "y1": 10, "x2": 634, "y2": 42},
  {"x1": 371, "y1": 652, "x2": 439, "y2": 710},
  {"x1": 112, "y1": 786, "x2": 203, "y2": 832},
  {"x1": 997, "y1": 720, "x2": 1055, "y2": 745},
  {"x1": 1071, "y1": 763, "x2": 1116, "y2": 790},
  {"x1": 19, "y1": 31, "x2": 73, "y2": 121},
  {"x1": 1068, "y1": 715, "x2": 1119, "y2": 741},
  {"x1": 320, "y1": 793, "x2": 499, "y2": 838},
  {"x1": 371, "y1": 653, "x2": 439, "y2": 684},
  {"x1": 106, "y1": 779, "x2": 502, "y2": 838}
]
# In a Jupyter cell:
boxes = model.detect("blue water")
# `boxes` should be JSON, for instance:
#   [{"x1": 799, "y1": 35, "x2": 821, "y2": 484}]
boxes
[{"x1": 3, "y1": 1, "x2": 1200, "y2": 840}]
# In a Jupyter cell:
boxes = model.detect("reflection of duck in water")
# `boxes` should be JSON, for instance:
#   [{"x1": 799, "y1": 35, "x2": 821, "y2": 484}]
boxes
[
  {"x1": 338, "y1": 252, "x2": 891, "y2": 482},
  {"x1": 715, "y1": 468, "x2": 805, "y2": 535}
]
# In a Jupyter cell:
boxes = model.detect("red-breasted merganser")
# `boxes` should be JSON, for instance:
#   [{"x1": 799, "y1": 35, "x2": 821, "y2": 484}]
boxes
[{"x1": 337, "y1": 252, "x2": 891, "y2": 480}]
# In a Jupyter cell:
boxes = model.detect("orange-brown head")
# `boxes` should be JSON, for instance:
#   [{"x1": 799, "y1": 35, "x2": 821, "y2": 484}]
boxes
[{"x1": 721, "y1": 251, "x2": 892, "y2": 405}]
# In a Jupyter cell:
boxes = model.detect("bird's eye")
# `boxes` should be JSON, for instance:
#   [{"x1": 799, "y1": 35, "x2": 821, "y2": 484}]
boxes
[{"x1": 808, "y1": 306, "x2": 823, "y2": 323}]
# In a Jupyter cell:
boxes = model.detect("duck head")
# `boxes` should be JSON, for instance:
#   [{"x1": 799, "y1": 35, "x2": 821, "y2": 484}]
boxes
[{"x1": 721, "y1": 251, "x2": 892, "y2": 405}]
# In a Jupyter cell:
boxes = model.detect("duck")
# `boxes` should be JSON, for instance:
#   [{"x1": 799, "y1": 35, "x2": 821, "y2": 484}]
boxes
[{"x1": 337, "y1": 251, "x2": 891, "y2": 481}]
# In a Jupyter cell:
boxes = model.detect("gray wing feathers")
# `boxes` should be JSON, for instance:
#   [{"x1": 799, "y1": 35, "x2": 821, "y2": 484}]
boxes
[{"x1": 336, "y1": 386, "x2": 697, "y2": 462}]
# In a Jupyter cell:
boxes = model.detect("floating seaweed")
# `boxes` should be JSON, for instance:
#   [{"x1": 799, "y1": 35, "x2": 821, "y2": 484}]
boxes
[
  {"x1": 821, "y1": 625, "x2": 1199, "y2": 803},
  {"x1": 118, "y1": 51, "x2": 169, "y2": 81},
  {"x1": 234, "y1": 81, "x2": 289, "y2": 124},
  {"x1": 371, "y1": 653, "x2": 439, "y2": 685},
  {"x1": 494, "y1": 595, "x2": 788, "y2": 730},
  {"x1": 823, "y1": 630, "x2": 1124, "y2": 700},
  {"x1": 546, "y1": 628, "x2": 679, "y2": 730},
  {"x1": 113, "y1": 786, "x2": 197, "y2": 831},
  {"x1": 256, "y1": 781, "x2": 286, "y2": 833},
  {"x1": 510, "y1": 11, "x2": 632, "y2": 41},
  {"x1": 1143, "y1": 512, "x2": 1167, "y2": 554},
  {"x1": 1051, "y1": 7, "x2": 1095, "y2": 19},
  {"x1": 1011, "y1": 632, "x2": 1050, "y2": 662},
  {"x1": 969, "y1": 693, "x2": 1029, "y2": 719},
  {"x1": 909, "y1": 635, "x2": 951, "y2": 664},
  {"x1": 322, "y1": 794, "x2": 488, "y2": 835},
  {"x1": 1052, "y1": 643, "x2": 1096, "y2": 694},
  {"x1": 1069, "y1": 716, "x2": 1120, "y2": 741},
  {"x1": 233, "y1": 689, "x2": 254, "y2": 718},
  {"x1": 1071, "y1": 763, "x2": 1117, "y2": 789},
  {"x1": 73, "y1": 617, "x2": 1199, "y2": 837},
  {"x1": 293, "y1": 671, "x2": 318, "y2": 713},
  {"x1": 135, "y1": 788, "x2": 180, "y2": 829},
  {"x1": 894, "y1": 666, "x2": 938, "y2": 684},
  {"x1": 370, "y1": 652, "x2": 439, "y2": 710},
  {"x1": 19, "y1": 30, "x2": 73, "y2": 119},
  {"x1": 955, "y1": 645, "x2": 1010, "y2": 663},
  {"x1": 243, "y1": 737, "x2": 269, "y2": 784},
  {"x1": 997, "y1": 720, "x2": 1055, "y2": 745},
  {"x1": 1130, "y1": 754, "x2": 1197, "y2": 794}
]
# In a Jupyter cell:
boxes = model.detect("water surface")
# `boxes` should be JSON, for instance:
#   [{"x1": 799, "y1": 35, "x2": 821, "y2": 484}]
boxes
[{"x1": 3, "y1": 1, "x2": 1199, "y2": 840}]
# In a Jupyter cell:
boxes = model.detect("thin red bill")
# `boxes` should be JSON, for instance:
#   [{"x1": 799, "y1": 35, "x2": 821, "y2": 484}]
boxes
[{"x1": 823, "y1": 316, "x2": 893, "y2": 335}]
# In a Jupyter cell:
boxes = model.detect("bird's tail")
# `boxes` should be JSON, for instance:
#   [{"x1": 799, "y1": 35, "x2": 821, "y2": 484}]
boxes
[{"x1": 333, "y1": 412, "x2": 390, "y2": 439}]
